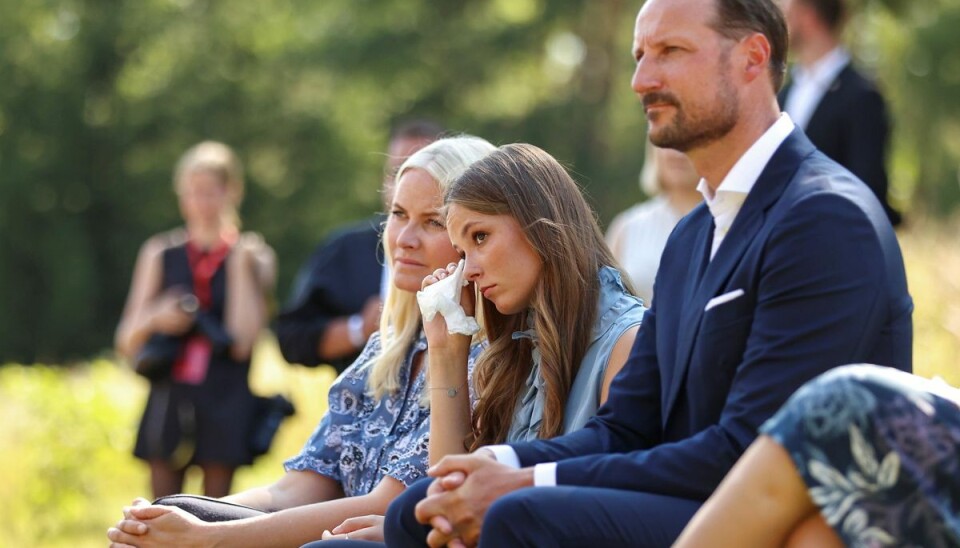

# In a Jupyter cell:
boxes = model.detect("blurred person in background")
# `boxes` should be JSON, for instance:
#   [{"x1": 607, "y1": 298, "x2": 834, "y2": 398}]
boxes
[
  {"x1": 275, "y1": 119, "x2": 444, "y2": 373},
  {"x1": 778, "y1": 0, "x2": 902, "y2": 226},
  {"x1": 606, "y1": 142, "x2": 701, "y2": 304},
  {"x1": 115, "y1": 141, "x2": 276, "y2": 498},
  {"x1": 107, "y1": 136, "x2": 493, "y2": 548}
]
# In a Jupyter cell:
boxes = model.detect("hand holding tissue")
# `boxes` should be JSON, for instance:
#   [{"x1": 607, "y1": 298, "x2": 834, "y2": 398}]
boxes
[{"x1": 416, "y1": 259, "x2": 480, "y2": 336}]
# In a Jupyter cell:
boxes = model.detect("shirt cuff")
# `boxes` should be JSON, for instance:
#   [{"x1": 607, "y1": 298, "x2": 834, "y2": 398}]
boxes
[
  {"x1": 533, "y1": 462, "x2": 558, "y2": 487},
  {"x1": 482, "y1": 445, "x2": 520, "y2": 469}
]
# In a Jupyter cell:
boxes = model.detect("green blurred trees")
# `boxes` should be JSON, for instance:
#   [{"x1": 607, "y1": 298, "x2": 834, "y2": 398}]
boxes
[
  {"x1": 0, "y1": 0, "x2": 957, "y2": 362},
  {"x1": 852, "y1": 0, "x2": 960, "y2": 215}
]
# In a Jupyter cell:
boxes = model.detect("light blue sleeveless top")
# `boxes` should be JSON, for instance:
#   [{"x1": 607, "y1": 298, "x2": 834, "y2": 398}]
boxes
[{"x1": 505, "y1": 266, "x2": 646, "y2": 442}]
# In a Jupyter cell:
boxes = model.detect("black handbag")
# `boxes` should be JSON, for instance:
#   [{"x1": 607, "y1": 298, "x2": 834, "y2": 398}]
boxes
[
  {"x1": 249, "y1": 394, "x2": 296, "y2": 457},
  {"x1": 133, "y1": 306, "x2": 234, "y2": 382},
  {"x1": 133, "y1": 334, "x2": 182, "y2": 381},
  {"x1": 153, "y1": 494, "x2": 267, "y2": 521}
]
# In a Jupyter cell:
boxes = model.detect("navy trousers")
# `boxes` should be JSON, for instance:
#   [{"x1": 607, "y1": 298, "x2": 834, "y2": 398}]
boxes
[{"x1": 381, "y1": 476, "x2": 703, "y2": 547}]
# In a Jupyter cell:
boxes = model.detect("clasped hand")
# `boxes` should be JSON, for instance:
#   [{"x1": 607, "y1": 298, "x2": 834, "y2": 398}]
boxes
[
  {"x1": 107, "y1": 498, "x2": 210, "y2": 548},
  {"x1": 414, "y1": 451, "x2": 534, "y2": 548}
]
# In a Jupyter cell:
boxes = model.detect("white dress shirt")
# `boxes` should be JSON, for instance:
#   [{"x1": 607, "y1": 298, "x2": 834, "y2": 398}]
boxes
[
  {"x1": 782, "y1": 47, "x2": 850, "y2": 130},
  {"x1": 484, "y1": 113, "x2": 797, "y2": 487},
  {"x1": 698, "y1": 113, "x2": 796, "y2": 259}
]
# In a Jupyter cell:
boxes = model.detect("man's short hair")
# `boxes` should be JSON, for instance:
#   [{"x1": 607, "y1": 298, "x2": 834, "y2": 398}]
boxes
[
  {"x1": 709, "y1": 0, "x2": 789, "y2": 92},
  {"x1": 389, "y1": 119, "x2": 445, "y2": 143}
]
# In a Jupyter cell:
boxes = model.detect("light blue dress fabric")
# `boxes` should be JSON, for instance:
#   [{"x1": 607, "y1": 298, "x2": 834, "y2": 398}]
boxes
[
  {"x1": 284, "y1": 330, "x2": 483, "y2": 497},
  {"x1": 506, "y1": 266, "x2": 646, "y2": 442}
]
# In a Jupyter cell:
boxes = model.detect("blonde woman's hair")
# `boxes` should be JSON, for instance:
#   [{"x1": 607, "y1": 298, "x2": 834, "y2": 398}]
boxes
[
  {"x1": 445, "y1": 143, "x2": 636, "y2": 451},
  {"x1": 366, "y1": 135, "x2": 497, "y2": 400},
  {"x1": 174, "y1": 141, "x2": 245, "y2": 228}
]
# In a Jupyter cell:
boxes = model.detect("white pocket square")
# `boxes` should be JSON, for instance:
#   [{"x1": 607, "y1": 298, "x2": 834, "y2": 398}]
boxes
[{"x1": 704, "y1": 289, "x2": 745, "y2": 312}]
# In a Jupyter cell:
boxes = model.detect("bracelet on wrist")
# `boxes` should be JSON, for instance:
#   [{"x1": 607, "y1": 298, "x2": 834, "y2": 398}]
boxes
[{"x1": 430, "y1": 380, "x2": 467, "y2": 398}]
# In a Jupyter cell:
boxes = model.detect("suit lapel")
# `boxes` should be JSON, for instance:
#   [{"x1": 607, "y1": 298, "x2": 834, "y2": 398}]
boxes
[
  {"x1": 662, "y1": 129, "x2": 815, "y2": 421},
  {"x1": 660, "y1": 215, "x2": 713, "y2": 406}
]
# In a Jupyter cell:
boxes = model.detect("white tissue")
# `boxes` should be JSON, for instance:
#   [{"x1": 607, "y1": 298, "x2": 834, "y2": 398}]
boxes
[{"x1": 416, "y1": 259, "x2": 480, "y2": 336}]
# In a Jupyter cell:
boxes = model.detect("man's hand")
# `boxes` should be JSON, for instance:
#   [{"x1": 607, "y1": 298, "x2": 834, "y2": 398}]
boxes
[
  {"x1": 359, "y1": 296, "x2": 383, "y2": 339},
  {"x1": 415, "y1": 453, "x2": 534, "y2": 547}
]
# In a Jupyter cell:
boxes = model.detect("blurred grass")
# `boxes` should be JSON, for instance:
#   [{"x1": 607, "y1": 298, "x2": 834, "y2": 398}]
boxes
[
  {"x1": 899, "y1": 217, "x2": 960, "y2": 385},
  {"x1": 1, "y1": 218, "x2": 959, "y2": 546},
  {"x1": 0, "y1": 335, "x2": 336, "y2": 548}
]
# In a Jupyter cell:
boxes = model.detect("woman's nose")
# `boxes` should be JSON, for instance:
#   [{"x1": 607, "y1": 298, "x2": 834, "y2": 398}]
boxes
[
  {"x1": 395, "y1": 223, "x2": 419, "y2": 249},
  {"x1": 463, "y1": 255, "x2": 481, "y2": 281}
]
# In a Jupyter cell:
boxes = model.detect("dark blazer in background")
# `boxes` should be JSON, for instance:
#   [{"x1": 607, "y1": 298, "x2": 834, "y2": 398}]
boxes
[
  {"x1": 509, "y1": 129, "x2": 912, "y2": 503},
  {"x1": 779, "y1": 63, "x2": 902, "y2": 226},
  {"x1": 275, "y1": 217, "x2": 383, "y2": 373}
]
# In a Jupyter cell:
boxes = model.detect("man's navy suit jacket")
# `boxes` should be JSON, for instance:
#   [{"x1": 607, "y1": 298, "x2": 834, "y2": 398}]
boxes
[{"x1": 509, "y1": 129, "x2": 913, "y2": 502}]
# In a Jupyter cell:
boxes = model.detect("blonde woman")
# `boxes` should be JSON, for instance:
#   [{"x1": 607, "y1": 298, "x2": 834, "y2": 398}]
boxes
[
  {"x1": 115, "y1": 141, "x2": 275, "y2": 499},
  {"x1": 108, "y1": 136, "x2": 495, "y2": 548}
]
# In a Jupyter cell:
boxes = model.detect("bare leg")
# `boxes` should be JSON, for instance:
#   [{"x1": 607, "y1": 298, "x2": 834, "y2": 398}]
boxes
[
  {"x1": 150, "y1": 459, "x2": 186, "y2": 498},
  {"x1": 784, "y1": 514, "x2": 843, "y2": 548},
  {"x1": 674, "y1": 436, "x2": 819, "y2": 548},
  {"x1": 200, "y1": 463, "x2": 236, "y2": 498}
]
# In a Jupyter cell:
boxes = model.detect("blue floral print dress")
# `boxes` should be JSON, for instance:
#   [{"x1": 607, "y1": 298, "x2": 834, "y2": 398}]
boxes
[
  {"x1": 284, "y1": 330, "x2": 483, "y2": 496},
  {"x1": 761, "y1": 364, "x2": 960, "y2": 548}
]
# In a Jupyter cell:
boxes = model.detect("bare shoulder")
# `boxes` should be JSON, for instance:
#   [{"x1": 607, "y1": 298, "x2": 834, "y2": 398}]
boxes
[
  {"x1": 602, "y1": 324, "x2": 640, "y2": 401},
  {"x1": 239, "y1": 231, "x2": 276, "y2": 263},
  {"x1": 139, "y1": 229, "x2": 186, "y2": 262}
]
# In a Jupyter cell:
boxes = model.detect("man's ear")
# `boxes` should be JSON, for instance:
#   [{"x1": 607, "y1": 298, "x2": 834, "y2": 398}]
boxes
[{"x1": 739, "y1": 32, "x2": 773, "y2": 84}]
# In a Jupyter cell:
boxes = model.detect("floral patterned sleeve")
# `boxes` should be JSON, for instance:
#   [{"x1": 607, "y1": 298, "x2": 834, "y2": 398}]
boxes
[
  {"x1": 760, "y1": 364, "x2": 960, "y2": 547},
  {"x1": 382, "y1": 340, "x2": 487, "y2": 486},
  {"x1": 283, "y1": 332, "x2": 383, "y2": 482}
]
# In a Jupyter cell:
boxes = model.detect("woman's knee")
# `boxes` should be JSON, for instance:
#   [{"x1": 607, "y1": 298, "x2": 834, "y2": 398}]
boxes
[{"x1": 785, "y1": 513, "x2": 843, "y2": 548}]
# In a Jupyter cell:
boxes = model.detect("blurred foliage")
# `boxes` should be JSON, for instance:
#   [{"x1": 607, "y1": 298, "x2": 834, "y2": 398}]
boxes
[
  {"x1": 2, "y1": 217, "x2": 960, "y2": 545},
  {"x1": 0, "y1": 360, "x2": 147, "y2": 546},
  {"x1": 0, "y1": 335, "x2": 337, "y2": 547},
  {"x1": 0, "y1": 0, "x2": 643, "y2": 362},
  {"x1": 0, "y1": 0, "x2": 958, "y2": 362},
  {"x1": 851, "y1": 0, "x2": 960, "y2": 215}
]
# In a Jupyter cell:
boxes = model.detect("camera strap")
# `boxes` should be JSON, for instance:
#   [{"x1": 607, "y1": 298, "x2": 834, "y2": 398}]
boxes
[{"x1": 172, "y1": 238, "x2": 234, "y2": 384}]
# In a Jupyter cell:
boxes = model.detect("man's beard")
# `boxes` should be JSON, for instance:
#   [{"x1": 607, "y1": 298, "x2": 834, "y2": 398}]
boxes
[
  {"x1": 644, "y1": 84, "x2": 739, "y2": 152},
  {"x1": 643, "y1": 52, "x2": 740, "y2": 152}
]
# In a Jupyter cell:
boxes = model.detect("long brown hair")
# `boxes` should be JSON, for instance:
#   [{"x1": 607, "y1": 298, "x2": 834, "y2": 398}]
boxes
[{"x1": 446, "y1": 143, "x2": 634, "y2": 450}]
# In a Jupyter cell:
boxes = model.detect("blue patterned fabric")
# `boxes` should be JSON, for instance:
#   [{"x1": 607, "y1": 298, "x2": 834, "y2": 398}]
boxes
[
  {"x1": 284, "y1": 330, "x2": 483, "y2": 497},
  {"x1": 761, "y1": 364, "x2": 960, "y2": 547}
]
